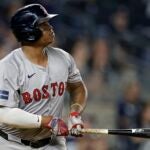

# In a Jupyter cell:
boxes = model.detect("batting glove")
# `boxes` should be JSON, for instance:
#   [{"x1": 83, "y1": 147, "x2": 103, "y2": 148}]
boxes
[
  {"x1": 68, "y1": 112, "x2": 84, "y2": 137},
  {"x1": 46, "y1": 118, "x2": 69, "y2": 136}
]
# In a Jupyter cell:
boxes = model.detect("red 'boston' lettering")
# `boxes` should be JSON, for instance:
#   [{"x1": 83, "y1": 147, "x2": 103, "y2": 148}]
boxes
[
  {"x1": 51, "y1": 82, "x2": 58, "y2": 97},
  {"x1": 33, "y1": 89, "x2": 41, "y2": 101},
  {"x1": 22, "y1": 92, "x2": 32, "y2": 104},
  {"x1": 22, "y1": 82, "x2": 66, "y2": 104},
  {"x1": 42, "y1": 85, "x2": 50, "y2": 99},
  {"x1": 58, "y1": 82, "x2": 65, "y2": 96}
]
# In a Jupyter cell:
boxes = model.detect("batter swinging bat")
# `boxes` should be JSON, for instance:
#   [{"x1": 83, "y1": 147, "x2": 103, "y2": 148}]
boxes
[{"x1": 80, "y1": 128, "x2": 150, "y2": 138}]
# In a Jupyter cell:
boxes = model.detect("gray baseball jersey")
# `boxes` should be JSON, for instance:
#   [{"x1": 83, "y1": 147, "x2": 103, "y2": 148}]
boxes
[{"x1": 0, "y1": 46, "x2": 82, "y2": 141}]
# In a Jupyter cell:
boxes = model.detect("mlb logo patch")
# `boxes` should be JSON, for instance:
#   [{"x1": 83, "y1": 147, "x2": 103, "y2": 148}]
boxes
[{"x1": 0, "y1": 90, "x2": 9, "y2": 100}]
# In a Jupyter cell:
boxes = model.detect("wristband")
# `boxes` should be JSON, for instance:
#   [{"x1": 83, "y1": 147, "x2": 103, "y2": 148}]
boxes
[{"x1": 70, "y1": 103, "x2": 83, "y2": 112}]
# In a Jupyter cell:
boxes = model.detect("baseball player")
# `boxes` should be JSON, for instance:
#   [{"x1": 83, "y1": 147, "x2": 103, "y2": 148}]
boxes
[{"x1": 0, "y1": 4, "x2": 87, "y2": 150}]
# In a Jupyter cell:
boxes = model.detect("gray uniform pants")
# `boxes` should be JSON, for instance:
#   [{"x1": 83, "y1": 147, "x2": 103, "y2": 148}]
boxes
[{"x1": 0, "y1": 136, "x2": 67, "y2": 150}]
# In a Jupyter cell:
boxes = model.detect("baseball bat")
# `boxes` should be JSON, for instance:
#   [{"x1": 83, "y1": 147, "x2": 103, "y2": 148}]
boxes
[{"x1": 80, "y1": 128, "x2": 150, "y2": 138}]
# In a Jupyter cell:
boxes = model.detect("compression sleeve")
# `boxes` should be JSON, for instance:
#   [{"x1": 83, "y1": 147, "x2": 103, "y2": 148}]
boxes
[{"x1": 0, "y1": 107, "x2": 41, "y2": 128}]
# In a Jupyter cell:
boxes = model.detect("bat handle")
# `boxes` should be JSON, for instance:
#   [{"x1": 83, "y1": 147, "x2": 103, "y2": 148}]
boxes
[{"x1": 81, "y1": 129, "x2": 108, "y2": 134}]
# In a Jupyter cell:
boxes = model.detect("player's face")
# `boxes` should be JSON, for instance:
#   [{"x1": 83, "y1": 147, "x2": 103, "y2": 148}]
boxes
[{"x1": 38, "y1": 22, "x2": 55, "y2": 46}]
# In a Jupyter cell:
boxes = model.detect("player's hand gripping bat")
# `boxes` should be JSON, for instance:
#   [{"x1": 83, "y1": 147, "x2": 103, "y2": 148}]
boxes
[{"x1": 79, "y1": 128, "x2": 150, "y2": 138}]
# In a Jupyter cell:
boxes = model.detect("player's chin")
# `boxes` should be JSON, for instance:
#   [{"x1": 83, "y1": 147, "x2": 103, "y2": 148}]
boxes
[
  {"x1": 49, "y1": 35, "x2": 55, "y2": 42},
  {"x1": 49, "y1": 38, "x2": 55, "y2": 44}
]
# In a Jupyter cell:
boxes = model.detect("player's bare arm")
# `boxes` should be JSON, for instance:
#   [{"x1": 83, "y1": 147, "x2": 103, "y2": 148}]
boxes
[
  {"x1": 67, "y1": 81, "x2": 87, "y2": 114},
  {"x1": 67, "y1": 81, "x2": 88, "y2": 137}
]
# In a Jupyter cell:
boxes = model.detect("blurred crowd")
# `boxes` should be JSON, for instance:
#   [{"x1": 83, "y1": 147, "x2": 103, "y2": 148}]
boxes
[{"x1": 0, "y1": 0, "x2": 150, "y2": 150}]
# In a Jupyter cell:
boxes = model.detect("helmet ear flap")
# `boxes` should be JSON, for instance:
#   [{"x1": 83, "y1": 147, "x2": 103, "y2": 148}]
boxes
[
  {"x1": 23, "y1": 27, "x2": 42, "y2": 42},
  {"x1": 13, "y1": 26, "x2": 42, "y2": 42}
]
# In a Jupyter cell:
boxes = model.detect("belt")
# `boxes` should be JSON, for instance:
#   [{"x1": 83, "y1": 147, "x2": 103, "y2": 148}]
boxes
[{"x1": 0, "y1": 129, "x2": 51, "y2": 148}]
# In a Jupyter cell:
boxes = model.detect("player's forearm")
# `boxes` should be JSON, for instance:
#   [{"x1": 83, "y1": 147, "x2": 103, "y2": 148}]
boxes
[
  {"x1": 67, "y1": 81, "x2": 88, "y2": 114},
  {"x1": 0, "y1": 107, "x2": 53, "y2": 128}
]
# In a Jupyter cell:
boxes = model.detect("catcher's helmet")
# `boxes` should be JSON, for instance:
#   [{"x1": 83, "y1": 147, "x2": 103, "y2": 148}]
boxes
[{"x1": 10, "y1": 4, "x2": 57, "y2": 42}]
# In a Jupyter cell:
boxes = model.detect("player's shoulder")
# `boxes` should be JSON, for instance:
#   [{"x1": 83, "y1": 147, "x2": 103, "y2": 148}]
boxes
[
  {"x1": 46, "y1": 46, "x2": 71, "y2": 60},
  {"x1": 0, "y1": 48, "x2": 21, "y2": 70}
]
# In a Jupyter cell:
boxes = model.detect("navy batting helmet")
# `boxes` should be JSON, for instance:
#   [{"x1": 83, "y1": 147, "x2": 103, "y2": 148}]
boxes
[{"x1": 10, "y1": 4, "x2": 58, "y2": 42}]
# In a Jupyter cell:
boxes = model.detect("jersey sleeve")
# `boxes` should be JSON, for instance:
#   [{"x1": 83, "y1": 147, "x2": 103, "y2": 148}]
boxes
[
  {"x1": 0, "y1": 61, "x2": 19, "y2": 107},
  {"x1": 67, "y1": 54, "x2": 82, "y2": 83}
]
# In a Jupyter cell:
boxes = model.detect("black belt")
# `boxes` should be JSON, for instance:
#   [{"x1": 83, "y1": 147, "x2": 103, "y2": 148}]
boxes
[{"x1": 0, "y1": 130, "x2": 51, "y2": 148}]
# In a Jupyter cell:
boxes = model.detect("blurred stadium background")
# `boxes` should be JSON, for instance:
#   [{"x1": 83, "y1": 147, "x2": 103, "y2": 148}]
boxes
[{"x1": 0, "y1": 0, "x2": 150, "y2": 149}]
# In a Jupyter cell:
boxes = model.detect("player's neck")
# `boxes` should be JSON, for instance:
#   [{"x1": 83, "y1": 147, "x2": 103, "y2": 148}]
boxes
[{"x1": 21, "y1": 46, "x2": 48, "y2": 67}]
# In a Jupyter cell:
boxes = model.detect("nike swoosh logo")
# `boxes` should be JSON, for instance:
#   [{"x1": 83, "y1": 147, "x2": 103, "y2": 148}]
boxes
[{"x1": 28, "y1": 73, "x2": 36, "y2": 79}]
